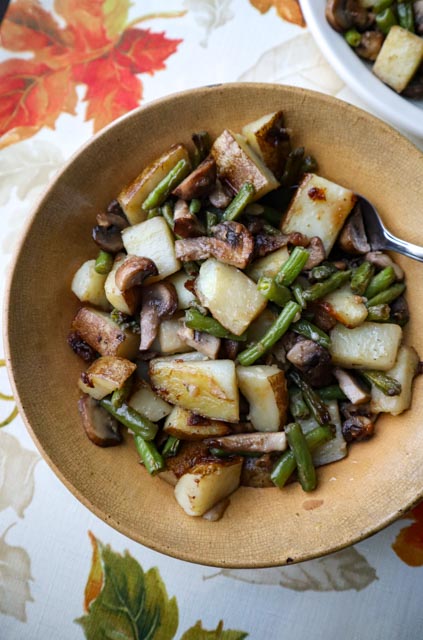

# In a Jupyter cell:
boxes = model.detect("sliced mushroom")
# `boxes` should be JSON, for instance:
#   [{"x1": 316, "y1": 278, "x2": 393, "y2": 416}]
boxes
[
  {"x1": 241, "y1": 453, "x2": 277, "y2": 488},
  {"x1": 342, "y1": 416, "x2": 375, "y2": 442},
  {"x1": 333, "y1": 367, "x2": 371, "y2": 405},
  {"x1": 139, "y1": 282, "x2": 178, "y2": 351},
  {"x1": 202, "y1": 497, "x2": 230, "y2": 521},
  {"x1": 304, "y1": 236, "x2": 326, "y2": 269},
  {"x1": 208, "y1": 178, "x2": 234, "y2": 209},
  {"x1": 364, "y1": 251, "x2": 404, "y2": 280},
  {"x1": 172, "y1": 155, "x2": 217, "y2": 200},
  {"x1": 78, "y1": 394, "x2": 122, "y2": 446},
  {"x1": 286, "y1": 339, "x2": 333, "y2": 387},
  {"x1": 309, "y1": 304, "x2": 338, "y2": 332},
  {"x1": 338, "y1": 204, "x2": 370, "y2": 255},
  {"x1": 325, "y1": 0, "x2": 371, "y2": 32},
  {"x1": 92, "y1": 202, "x2": 128, "y2": 253},
  {"x1": 175, "y1": 221, "x2": 254, "y2": 269},
  {"x1": 356, "y1": 30, "x2": 384, "y2": 61},
  {"x1": 390, "y1": 295, "x2": 410, "y2": 326},
  {"x1": 220, "y1": 338, "x2": 241, "y2": 360},
  {"x1": 402, "y1": 72, "x2": 423, "y2": 99},
  {"x1": 173, "y1": 199, "x2": 206, "y2": 238},
  {"x1": 414, "y1": 1, "x2": 423, "y2": 36},
  {"x1": 205, "y1": 431, "x2": 287, "y2": 453},
  {"x1": 115, "y1": 256, "x2": 158, "y2": 291},
  {"x1": 253, "y1": 230, "x2": 302, "y2": 258},
  {"x1": 177, "y1": 324, "x2": 221, "y2": 359}
]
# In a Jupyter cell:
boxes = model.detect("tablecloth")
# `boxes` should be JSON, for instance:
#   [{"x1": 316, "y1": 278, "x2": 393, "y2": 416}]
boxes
[{"x1": 1, "y1": 2, "x2": 423, "y2": 639}]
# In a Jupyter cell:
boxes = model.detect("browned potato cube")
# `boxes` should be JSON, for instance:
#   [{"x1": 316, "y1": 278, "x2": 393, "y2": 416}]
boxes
[{"x1": 71, "y1": 307, "x2": 139, "y2": 359}]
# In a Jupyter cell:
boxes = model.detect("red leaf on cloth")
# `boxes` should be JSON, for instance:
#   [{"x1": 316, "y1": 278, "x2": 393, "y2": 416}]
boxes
[
  {"x1": 0, "y1": 0, "x2": 183, "y2": 147},
  {"x1": 392, "y1": 501, "x2": 423, "y2": 567}
]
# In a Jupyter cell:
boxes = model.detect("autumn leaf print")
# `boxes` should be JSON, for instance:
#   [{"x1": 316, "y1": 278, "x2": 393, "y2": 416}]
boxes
[
  {"x1": 0, "y1": 0, "x2": 184, "y2": 148},
  {"x1": 249, "y1": 0, "x2": 305, "y2": 26},
  {"x1": 392, "y1": 501, "x2": 423, "y2": 566},
  {"x1": 0, "y1": 524, "x2": 34, "y2": 621},
  {"x1": 180, "y1": 621, "x2": 248, "y2": 640}
]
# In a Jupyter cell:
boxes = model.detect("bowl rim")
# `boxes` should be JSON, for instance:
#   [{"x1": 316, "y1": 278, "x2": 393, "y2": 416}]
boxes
[
  {"x1": 299, "y1": 0, "x2": 423, "y2": 139},
  {"x1": 4, "y1": 82, "x2": 423, "y2": 568}
]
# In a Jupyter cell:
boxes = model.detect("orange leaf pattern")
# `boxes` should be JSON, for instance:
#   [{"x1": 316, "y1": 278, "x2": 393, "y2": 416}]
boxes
[
  {"x1": 249, "y1": 0, "x2": 305, "y2": 27},
  {"x1": 0, "y1": 0, "x2": 183, "y2": 147},
  {"x1": 392, "y1": 501, "x2": 423, "y2": 567}
]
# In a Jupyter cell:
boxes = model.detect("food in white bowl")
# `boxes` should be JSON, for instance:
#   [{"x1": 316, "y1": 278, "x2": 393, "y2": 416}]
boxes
[{"x1": 68, "y1": 110, "x2": 420, "y2": 520}]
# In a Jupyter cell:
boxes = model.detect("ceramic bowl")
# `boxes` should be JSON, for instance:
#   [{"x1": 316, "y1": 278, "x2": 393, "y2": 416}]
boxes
[
  {"x1": 300, "y1": 0, "x2": 423, "y2": 139},
  {"x1": 5, "y1": 83, "x2": 423, "y2": 568}
]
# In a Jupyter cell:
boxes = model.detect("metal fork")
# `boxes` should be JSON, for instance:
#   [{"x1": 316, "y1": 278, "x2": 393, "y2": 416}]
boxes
[{"x1": 359, "y1": 196, "x2": 423, "y2": 263}]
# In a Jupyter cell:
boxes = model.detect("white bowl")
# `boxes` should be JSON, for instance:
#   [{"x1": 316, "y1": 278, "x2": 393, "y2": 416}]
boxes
[{"x1": 300, "y1": 0, "x2": 423, "y2": 138}]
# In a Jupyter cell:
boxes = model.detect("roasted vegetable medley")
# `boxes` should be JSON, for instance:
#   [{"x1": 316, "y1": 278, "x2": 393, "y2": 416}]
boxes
[
  {"x1": 326, "y1": 1, "x2": 423, "y2": 97},
  {"x1": 69, "y1": 111, "x2": 420, "y2": 519}
]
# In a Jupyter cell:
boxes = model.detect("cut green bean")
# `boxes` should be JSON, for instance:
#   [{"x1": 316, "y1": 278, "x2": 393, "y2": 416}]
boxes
[
  {"x1": 291, "y1": 318, "x2": 331, "y2": 349},
  {"x1": 373, "y1": 0, "x2": 393, "y2": 13},
  {"x1": 160, "y1": 201, "x2": 175, "y2": 230},
  {"x1": 111, "y1": 377, "x2": 133, "y2": 409},
  {"x1": 291, "y1": 281, "x2": 307, "y2": 309},
  {"x1": 142, "y1": 159, "x2": 191, "y2": 210},
  {"x1": 310, "y1": 263, "x2": 338, "y2": 282},
  {"x1": 222, "y1": 182, "x2": 256, "y2": 221},
  {"x1": 271, "y1": 424, "x2": 333, "y2": 488},
  {"x1": 257, "y1": 277, "x2": 292, "y2": 307},
  {"x1": 366, "y1": 283, "x2": 405, "y2": 307},
  {"x1": 147, "y1": 207, "x2": 160, "y2": 219},
  {"x1": 281, "y1": 147, "x2": 305, "y2": 188},
  {"x1": 397, "y1": 2, "x2": 415, "y2": 32},
  {"x1": 364, "y1": 266, "x2": 396, "y2": 300},
  {"x1": 275, "y1": 246, "x2": 310, "y2": 287},
  {"x1": 366, "y1": 304, "x2": 391, "y2": 322},
  {"x1": 288, "y1": 370, "x2": 331, "y2": 425},
  {"x1": 351, "y1": 261, "x2": 375, "y2": 295},
  {"x1": 100, "y1": 397, "x2": 158, "y2": 441},
  {"x1": 237, "y1": 301, "x2": 301, "y2": 366},
  {"x1": 134, "y1": 436, "x2": 165, "y2": 475},
  {"x1": 285, "y1": 422, "x2": 316, "y2": 491},
  {"x1": 317, "y1": 385, "x2": 347, "y2": 401},
  {"x1": 185, "y1": 308, "x2": 246, "y2": 341},
  {"x1": 206, "y1": 211, "x2": 218, "y2": 235},
  {"x1": 361, "y1": 370, "x2": 402, "y2": 396},
  {"x1": 94, "y1": 250, "x2": 113, "y2": 275},
  {"x1": 300, "y1": 155, "x2": 318, "y2": 174},
  {"x1": 162, "y1": 436, "x2": 181, "y2": 458},
  {"x1": 303, "y1": 270, "x2": 351, "y2": 302},
  {"x1": 376, "y1": 7, "x2": 397, "y2": 34},
  {"x1": 345, "y1": 28, "x2": 361, "y2": 47},
  {"x1": 192, "y1": 131, "x2": 211, "y2": 167},
  {"x1": 210, "y1": 447, "x2": 261, "y2": 458},
  {"x1": 189, "y1": 199, "x2": 202, "y2": 214},
  {"x1": 289, "y1": 387, "x2": 310, "y2": 420}
]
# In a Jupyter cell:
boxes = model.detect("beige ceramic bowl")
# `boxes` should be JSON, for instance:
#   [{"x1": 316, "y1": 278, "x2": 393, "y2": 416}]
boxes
[{"x1": 5, "y1": 84, "x2": 423, "y2": 568}]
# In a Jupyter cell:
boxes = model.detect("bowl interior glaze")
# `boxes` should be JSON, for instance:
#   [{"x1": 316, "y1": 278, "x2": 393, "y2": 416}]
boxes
[{"x1": 5, "y1": 84, "x2": 423, "y2": 568}]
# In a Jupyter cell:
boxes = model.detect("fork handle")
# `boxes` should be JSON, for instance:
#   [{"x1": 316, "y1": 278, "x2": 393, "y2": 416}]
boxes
[{"x1": 382, "y1": 228, "x2": 423, "y2": 263}]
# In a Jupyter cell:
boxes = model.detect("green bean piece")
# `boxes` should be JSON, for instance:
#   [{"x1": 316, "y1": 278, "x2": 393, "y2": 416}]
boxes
[
  {"x1": 373, "y1": 0, "x2": 393, "y2": 13},
  {"x1": 288, "y1": 370, "x2": 331, "y2": 425},
  {"x1": 280, "y1": 147, "x2": 305, "y2": 188},
  {"x1": 222, "y1": 182, "x2": 256, "y2": 221},
  {"x1": 100, "y1": 397, "x2": 158, "y2": 441},
  {"x1": 160, "y1": 201, "x2": 175, "y2": 230},
  {"x1": 289, "y1": 387, "x2": 310, "y2": 420},
  {"x1": 275, "y1": 246, "x2": 310, "y2": 287},
  {"x1": 142, "y1": 159, "x2": 191, "y2": 210},
  {"x1": 366, "y1": 304, "x2": 391, "y2": 322},
  {"x1": 366, "y1": 283, "x2": 406, "y2": 307},
  {"x1": 134, "y1": 436, "x2": 165, "y2": 475},
  {"x1": 310, "y1": 263, "x2": 338, "y2": 282},
  {"x1": 94, "y1": 250, "x2": 113, "y2": 275},
  {"x1": 192, "y1": 131, "x2": 211, "y2": 167},
  {"x1": 291, "y1": 318, "x2": 331, "y2": 349},
  {"x1": 271, "y1": 424, "x2": 333, "y2": 488},
  {"x1": 257, "y1": 277, "x2": 292, "y2": 307},
  {"x1": 111, "y1": 377, "x2": 133, "y2": 409},
  {"x1": 147, "y1": 207, "x2": 160, "y2": 219},
  {"x1": 302, "y1": 270, "x2": 351, "y2": 303},
  {"x1": 210, "y1": 447, "x2": 261, "y2": 458},
  {"x1": 317, "y1": 385, "x2": 347, "y2": 401},
  {"x1": 376, "y1": 7, "x2": 397, "y2": 34},
  {"x1": 350, "y1": 261, "x2": 375, "y2": 295},
  {"x1": 162, "y1": 436, "x2": 181, "y2": 458},
  {"x1": 364, "y1": 266, "x2": 396, "y2": 300},
  {"x1": 398, "y1": 2, "x2": 415, "y2": 32},
  {"x1": 237, "y1": 301, "x2": 301, "y2": 366},
  {"x1": 189, "y1": 199, "x2": 202, "y2": 214},
  {"x1": 185, "y1": 308, "x2": 246, "y2": 341},
  {"x1": 300, "y1": 155, "x2": 318, "y2": 174},
  {"x1": 361, "y1": 370, "x2": 402, "y2": 396},
  {"x1": 345, "y1": 28, "x2": 361, "y2": 47},
  {"x1": 285, "y1": 422, "x2": 316, "y2": 492},
  {"x1": 291, "y1": 281, "x2": 307, "y2": 309},
  {"x1": 206, "y1": 210, "x2": 218, "y2": 235}
]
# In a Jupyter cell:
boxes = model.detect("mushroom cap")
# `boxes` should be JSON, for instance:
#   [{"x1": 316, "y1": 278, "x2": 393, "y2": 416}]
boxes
[
  {"x1": 115, "y1": 256, "x2": 158, "y2": 291},
  {"x1": 78, "y1": 394, "x2": 122, "y2": 446},
  {"x1": 139, "y1": 282, "x2": 178, "y2": 351}
]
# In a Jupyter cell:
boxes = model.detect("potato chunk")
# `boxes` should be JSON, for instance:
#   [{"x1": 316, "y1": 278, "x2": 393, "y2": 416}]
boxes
[
  {"x1": 117, "y1": 144, "x2": 190, "y2": 224},
  {"x1": 164, "y1": 406, "x2": 231, "y2": 440},
  {"x1": 236, "y1": 365, "x2": 288, "y2": 432},
  {"x1": 329, "y1": 322, "x2": 402, "y2": 371},
  {"x1": 373, "y1": 26, "x2": 423, "y2": 93},
  {"x1": 196, "y1": 258, "x2": 267, "y2": 336},
  {"x1": 300, "y1": 400, "x2": 347, "y2": 466},
  {"x1": 174, "y1": 459, "x2": 242, "y2": 516},
  {"x1": 128, "y1": 380, "x2": 172, "y2": 422},
  {"x1": 78, "y1": 356, "x2": 136, "y2": 400},
  {"x1": 211, "y1": 129, "x2": 279, "y2": 200},
  {"x1": 246, "y1": 246, "x2": 290, "y2": 282},
  {"x1": 167, "y1": 271, "x2": 196, "y2": 309},
  {"x1": 319, "y1": 284, "x2": 368, "y2": 328},
  {"x1": 242, "y1": 111, "x2": 290, "y2": 177},
  {"x1": 281, "y1": 173, "x2": 356, "y2": 254},
  {"x1": 370, "y1": 345, "x2": 420, "y2": 415},
  {"x1": 71, "y1": 307, "x2": 139, "y2": 359},
  {"x1": 71, "y1": 259, "x2": 109, "y2": 310},
  {"x1": 122, "y1": 217, "x2": 180, "y2": 282},
  {"x1": 149, "y1": 358, "x2": 239, "y2": 422}
]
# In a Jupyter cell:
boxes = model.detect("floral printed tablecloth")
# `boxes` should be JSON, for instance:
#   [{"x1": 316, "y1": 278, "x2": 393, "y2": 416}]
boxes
[{"x1": 1, "y1": 2, "x2": 423, "y2": 639}]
